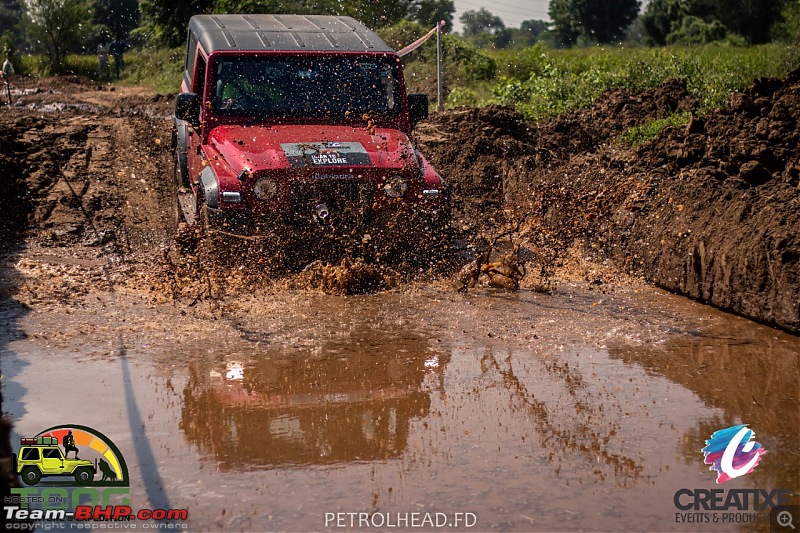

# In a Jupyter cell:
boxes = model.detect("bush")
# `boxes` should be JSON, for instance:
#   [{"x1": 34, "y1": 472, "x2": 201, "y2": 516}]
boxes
[
  {"x1": 485, "y1": 43, "x2": 798, "y2": 120},
  {"x1": 666, "y1": 16, "x2": 727, "y2": 45},
  {"x1": 377, "y1": 20, "x2": 427, "y2": 55},
  {"x1": 123, "y1": 46, "x2": 184, "y2": 93},
  {"x1": 446, "y1": 86, "x2": 479, "y2": 107},
  {"x1": 11, "y1": 46, "x2": 183, "y2": 93}
]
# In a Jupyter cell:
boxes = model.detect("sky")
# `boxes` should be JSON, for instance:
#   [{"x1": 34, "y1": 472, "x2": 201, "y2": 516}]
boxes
[{"x1": 453, "y1": 0, "x2": 552, "y2": 33}]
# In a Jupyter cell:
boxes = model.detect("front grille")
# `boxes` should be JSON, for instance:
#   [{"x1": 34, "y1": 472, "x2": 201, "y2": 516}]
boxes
[{"x1": 289, "y1": 179, "x2": 374, "y2": 226}]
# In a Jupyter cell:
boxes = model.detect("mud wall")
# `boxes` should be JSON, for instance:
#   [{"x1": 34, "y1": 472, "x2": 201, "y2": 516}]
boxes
[{"x1": 420, "y1": 73, "x2": 800, "y2": 333}]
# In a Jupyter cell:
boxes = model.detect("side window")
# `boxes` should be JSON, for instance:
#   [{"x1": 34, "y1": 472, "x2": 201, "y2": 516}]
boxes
[
  {"x1": 43, "y1": 448, "x2": 63, "y2": 459},
  {"x1": 186, "y1": 33, "x2": 197, "y2": 77},
  {"x1": 21, "y1": 448, "x2": 40, "y2": 461},
  {"x1": 193, "y1": 54, "x2": 206, "y2": 95}
]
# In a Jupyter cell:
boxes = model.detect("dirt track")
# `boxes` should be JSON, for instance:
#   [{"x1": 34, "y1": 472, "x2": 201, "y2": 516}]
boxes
[{"x1": 1, "y1": 72, "x2": 799, "y2": 330}]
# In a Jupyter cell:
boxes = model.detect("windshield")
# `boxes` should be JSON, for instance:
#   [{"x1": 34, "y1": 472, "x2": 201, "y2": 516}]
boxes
[{"x1": 212, "y1": 55, "x2": 402, "y2": 119}]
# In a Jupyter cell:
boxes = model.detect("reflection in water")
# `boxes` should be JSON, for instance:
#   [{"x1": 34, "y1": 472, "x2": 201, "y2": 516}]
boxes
[
  {"x1": 608, "y1": 327, "x2": 800, "y2": 498},
  {"x1": 180, "y1": 331, "x2": 445, "y2": 470}
]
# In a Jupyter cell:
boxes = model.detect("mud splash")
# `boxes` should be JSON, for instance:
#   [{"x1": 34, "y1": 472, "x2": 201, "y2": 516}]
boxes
[{"x1": 293, "y1": 258, "x2": 400, "y2": 294}]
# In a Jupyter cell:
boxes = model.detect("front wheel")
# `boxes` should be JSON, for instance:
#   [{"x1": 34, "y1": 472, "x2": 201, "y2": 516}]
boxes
[
  {"x1": 74, "y1": 466, "x2": 94, "y2": 485},
  {"x1": 195, "y1": 188, "x2": 210, "y2": 229},
  {"x1": 173, "y1": 146, "x2": 189, "y2": 189},
  {"x1": 20, "y1": 466, "x2": 41, "y2": 485}
]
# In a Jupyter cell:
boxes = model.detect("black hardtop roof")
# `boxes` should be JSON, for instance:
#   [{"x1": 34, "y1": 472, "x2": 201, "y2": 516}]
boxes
[{"x1": 189, "y1": 14, "x2": 395, "y2": 54}]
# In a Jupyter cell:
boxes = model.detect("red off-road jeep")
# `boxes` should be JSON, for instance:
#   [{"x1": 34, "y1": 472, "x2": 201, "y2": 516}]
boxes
[{"x1": 172, "y1": 14, "x2": 448, "y2": 252}]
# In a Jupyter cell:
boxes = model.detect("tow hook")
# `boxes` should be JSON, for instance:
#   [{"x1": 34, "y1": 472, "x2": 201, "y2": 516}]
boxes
[{"x1": 314, "y1": 203, "x2": 329, "y2": 221}]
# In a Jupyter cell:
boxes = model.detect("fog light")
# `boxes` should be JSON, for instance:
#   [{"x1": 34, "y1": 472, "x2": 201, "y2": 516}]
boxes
[
  {"x1": 221, "y1": 191, "x2": 241, "y2": 203},
  {"x1": 384, "y1": 174, "x2": 408, "y2": 198},
  {"x1": 253, "y1": 177, "x2": 278, "y2": 200}
]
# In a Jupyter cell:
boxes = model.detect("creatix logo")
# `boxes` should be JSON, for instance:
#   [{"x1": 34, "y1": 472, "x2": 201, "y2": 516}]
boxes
[{"x1": 702, "y1": 424, "x2": 766, "y2": 484}]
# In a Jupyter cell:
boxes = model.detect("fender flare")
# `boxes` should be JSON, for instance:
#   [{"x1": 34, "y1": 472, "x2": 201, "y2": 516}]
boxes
[
  {"x1": 172, "y1": 118, "x2": 190, "y2": 187},
  {"x1": 199, "y1": 165, "x2": 219, "y2": 209}
]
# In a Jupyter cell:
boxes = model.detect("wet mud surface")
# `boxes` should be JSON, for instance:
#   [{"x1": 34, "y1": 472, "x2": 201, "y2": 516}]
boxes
[{"x1": 0, "y1": 75, "x2": 798, "y2": 531}]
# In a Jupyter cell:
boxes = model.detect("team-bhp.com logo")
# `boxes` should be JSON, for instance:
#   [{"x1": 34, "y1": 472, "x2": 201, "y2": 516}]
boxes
[
  {"x1": 6, "y1": 424, "x2": 188, "y2": 528},
  {"x1": 702, "y1": 424, "x2": 766, "y2": 484},
  {"x1": 13, "y1": 424, "x2": 130, "y2": 488}
]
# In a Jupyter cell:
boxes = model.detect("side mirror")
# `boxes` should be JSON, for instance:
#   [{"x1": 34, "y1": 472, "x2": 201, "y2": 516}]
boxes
[
  {"x1": 408, "y1": 93, "x2": 429, "y2": 129},
  {"x1": 175, "y1": 92, "x2": 201, "y2": 129}
]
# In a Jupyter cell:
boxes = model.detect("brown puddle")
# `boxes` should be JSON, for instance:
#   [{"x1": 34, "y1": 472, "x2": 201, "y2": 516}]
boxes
[{"x1": 2, "y1": 285, "x2": 799, "y2": 531}]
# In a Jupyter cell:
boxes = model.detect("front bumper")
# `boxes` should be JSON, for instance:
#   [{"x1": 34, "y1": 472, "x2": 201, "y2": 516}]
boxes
[{"x1": 206, "y1": 196, "x2": 450, "y2": 239}]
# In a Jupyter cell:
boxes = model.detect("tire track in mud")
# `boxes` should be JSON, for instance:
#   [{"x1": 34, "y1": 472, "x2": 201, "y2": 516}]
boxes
[{"x1": 0, "y1": 111, "x2": 174, "y2": 304}]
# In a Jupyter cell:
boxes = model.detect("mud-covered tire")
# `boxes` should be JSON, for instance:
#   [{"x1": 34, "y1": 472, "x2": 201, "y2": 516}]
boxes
[
  {"x1": 173, "y1": 148, "x2": 189, "y2": 189},
  {"x1": 173, "y1": 159, "x2": 184, "y2": 226},
  {"x1": 195, "y1": 189, "x2": 210, "y2": 229},
  {"x1": 74, "y1": 466, "x2": 94, "y2": 485},
  {"x1": 20, "y1": 466, "x2": 41, "y2": 485}
]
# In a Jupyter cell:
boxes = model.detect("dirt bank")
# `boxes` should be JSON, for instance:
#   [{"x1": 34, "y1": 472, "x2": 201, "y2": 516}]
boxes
[{"x1": 417, "y1": 73, "x2": 800, "y2": 333}]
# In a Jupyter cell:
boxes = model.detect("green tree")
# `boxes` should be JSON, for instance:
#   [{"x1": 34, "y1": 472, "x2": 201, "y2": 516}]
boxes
[
  {"x1": 137, "y1": 0, "x2": 430, "y2": 47},
  {"x1": 666, "y1": 14, "x2": 726, "y2": 43},
  {"x1": 505, "y1": 19, "x2": 550, "y2": 48},
  {"x1": 641, "y1": 0, "x2": 685, "y2": 45},
  {"x1": 460, "y1": 7, "x2": 514, "y2": 47},
  {"x1": 412, "y1": 0, "x2": 454, "y2": 32},
  {"x1": 773, "y1": 0, "x2": 800, "y2": 40},
  {"x1": 25, "y1": 0, "x2": 94, "y2": 72},
  {"x1": 693, "y1": 0, "x2": 785, "y2": 43},
  {"x1": 520, "y1": 19, "x2": 549, "y2": 41},
  {"x1": 94, "y1": 0, "x2": 139, "y2": 38},
  {"x1": 349, "y1": 0, "x2": 416, "y2": 28},
  {"x1": 460, "y1": 8, "x2": 505, "y2": 37},
  {"x1": 136, "y1": 0, "x2": 214, "y2": 46},
  {"x1": 642, "y1": 0, "x2": 786, "y2": 45},
  {"x1": 549, "y1": 0, "x2": 641, "y2": 45},
  {"x1": 377, "y1": 19, "x2": 425, "y2": 51},
  {"x1": 547, "y1": 0, "x2": 580, "y2": 47},
  {"x1": 0, "y1": 0, "x2": 24, "y2": 46},
  {"x1": 214, "y1": 0, "x2": 345, "y2": 17}
]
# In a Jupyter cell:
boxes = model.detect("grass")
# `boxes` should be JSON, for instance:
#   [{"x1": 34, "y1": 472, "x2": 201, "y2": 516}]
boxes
[
  {"x1": 475, "y1": 43, "x2": 800, "y2": 120},
  {"x1": 619, "y1": 110, "x2": 692, "y2": 146},
  {"x1": 15, "y1": 46, "x2": 184, "y2": 94},
  {"x1": 122, "y1": 47, "x2": 185, "y2": 94}
]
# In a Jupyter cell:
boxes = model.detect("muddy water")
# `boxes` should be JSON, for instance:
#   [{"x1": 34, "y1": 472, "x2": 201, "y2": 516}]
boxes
[{"x1": 2, "y1": 283, "x2": 799, "y2": 531}]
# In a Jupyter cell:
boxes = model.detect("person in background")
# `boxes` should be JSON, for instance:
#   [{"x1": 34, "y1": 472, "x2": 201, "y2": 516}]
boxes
[
  {"x1": 97, "y1": 40, "x2": 110, "y2": 80},
  {"x1": 109, "y1": 34, "x2": 130, "y2": 80},
  {"x1": 1, "y1": 55, "x2": 13, "y2": 105}
]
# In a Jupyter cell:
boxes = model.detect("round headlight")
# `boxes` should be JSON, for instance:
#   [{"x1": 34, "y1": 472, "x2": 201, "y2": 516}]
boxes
[
  {"x1": 253, "y1": 177, "x2": 278, "y2": 200},
  {"x1": 383, "y1": 174, "x2": 408, "y2": 198}
]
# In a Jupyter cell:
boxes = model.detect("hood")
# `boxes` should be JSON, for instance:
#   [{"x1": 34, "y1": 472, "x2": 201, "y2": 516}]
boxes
[
  {"x1": 207, "y1": 124, "x2": 417, "y2": 175},
  {"x1": 66, "y1": 458, "x2": 94, "y2": 467}
]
